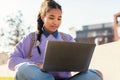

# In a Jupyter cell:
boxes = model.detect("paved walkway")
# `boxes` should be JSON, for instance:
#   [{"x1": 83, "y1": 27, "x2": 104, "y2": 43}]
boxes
[
  {"x1": 0, "y1": 64, "x2": 15, "y2": 77},
  {"x1": 90, "y1": 41, "x2": 120, "y2": 80}
]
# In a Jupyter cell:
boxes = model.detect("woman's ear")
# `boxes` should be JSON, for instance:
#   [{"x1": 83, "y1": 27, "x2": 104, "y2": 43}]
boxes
[{"x1": 41, "y1": 15, "x2": 45, "y2": 22}]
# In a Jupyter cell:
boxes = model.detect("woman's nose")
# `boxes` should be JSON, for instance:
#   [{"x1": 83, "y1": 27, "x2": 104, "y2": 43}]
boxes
[{"x1": 53, "y1": 19, "x2": 59, "y2": 25}]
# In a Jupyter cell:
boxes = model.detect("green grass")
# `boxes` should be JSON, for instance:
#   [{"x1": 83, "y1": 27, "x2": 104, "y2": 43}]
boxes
[{"x1": 0, "y1": 77, "x2": 14, "y2": 80}]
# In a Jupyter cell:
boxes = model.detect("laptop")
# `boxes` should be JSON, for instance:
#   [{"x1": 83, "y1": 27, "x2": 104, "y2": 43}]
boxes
[{"x1": 42, "y1": 40, "x2": 96, "y2": 72}]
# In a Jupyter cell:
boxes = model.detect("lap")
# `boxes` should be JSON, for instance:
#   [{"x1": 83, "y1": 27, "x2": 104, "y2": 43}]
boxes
[
  {"x1": 15, "y1": 62, "x2": 103, "y2": 80},
  {"x1": 55, "y1": 70, "x2": 103, "y2": 80}
]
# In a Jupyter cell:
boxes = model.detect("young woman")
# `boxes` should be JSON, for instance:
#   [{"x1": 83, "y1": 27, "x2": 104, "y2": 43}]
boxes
[{"x1": 8, "y1": 0, "x2": 103, "y2": 80}]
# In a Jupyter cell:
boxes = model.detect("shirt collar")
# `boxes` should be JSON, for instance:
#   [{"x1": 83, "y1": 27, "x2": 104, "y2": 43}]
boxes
[{"x1": 42, "y1": 28, "x2": 58, "y2": 38}]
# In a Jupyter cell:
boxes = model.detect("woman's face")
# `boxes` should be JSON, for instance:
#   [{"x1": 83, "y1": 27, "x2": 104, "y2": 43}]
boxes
[{"x1": 42, "y1": 9, "x2": 62, "y2": 33}]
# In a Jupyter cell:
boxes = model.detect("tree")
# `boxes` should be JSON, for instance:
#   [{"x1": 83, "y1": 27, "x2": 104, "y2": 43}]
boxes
[
  {"x1": 0, "y1": 28, "x2": 4, "y2": 47},
  {"x1": 6, "y1": 10, "x2": 30, "y2": 46},
  {"x1": 0, "y1": 28, "x2": 4, "y2": 36}
]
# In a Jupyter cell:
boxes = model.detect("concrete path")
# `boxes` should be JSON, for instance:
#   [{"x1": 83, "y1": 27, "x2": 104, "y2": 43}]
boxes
[
  {"x1": 0, "y1": 64, "x2": 15, "y2": 77},
  {"x1": 90, "y1": 41, "x2": 120, "y2": 80}
]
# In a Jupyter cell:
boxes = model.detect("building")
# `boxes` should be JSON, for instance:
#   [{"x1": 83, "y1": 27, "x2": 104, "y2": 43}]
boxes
[{"x1": 75, "y1": 22, "x2": 114, "y2": 45}]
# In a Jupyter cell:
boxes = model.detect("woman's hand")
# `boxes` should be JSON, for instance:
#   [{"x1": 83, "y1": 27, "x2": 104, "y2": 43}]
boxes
[
  {"x1": 35, "y1": 62, "x2": 43, "y2": 69},
  {"x1": 114, "y1": 12, "x2": 120, "y2": 18},
  {"x1": 114, "y1": 12, "x2": 120, "y2": 24}
]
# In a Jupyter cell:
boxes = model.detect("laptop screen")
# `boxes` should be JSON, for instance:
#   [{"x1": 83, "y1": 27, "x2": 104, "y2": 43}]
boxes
[{"x1": 42, "y1": 41, "x2": 96, "y2": 72}]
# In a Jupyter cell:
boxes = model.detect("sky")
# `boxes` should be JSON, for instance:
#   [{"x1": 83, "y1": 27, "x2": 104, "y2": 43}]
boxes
[
  {"x1": 0, "y1": 0, "x2": 120, "y2": 36},
  {"x1": 0, "y1": 0, "x2": 120, "y2": 52}
]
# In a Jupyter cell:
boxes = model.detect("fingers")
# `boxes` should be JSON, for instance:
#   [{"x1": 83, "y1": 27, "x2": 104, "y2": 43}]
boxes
[{"x1": 114, "y1": 12, "x2": 120, "y2": 17}]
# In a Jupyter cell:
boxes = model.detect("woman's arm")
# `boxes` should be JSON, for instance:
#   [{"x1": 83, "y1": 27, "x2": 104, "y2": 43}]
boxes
[
  {"x1": 113, "y1": 12, "x2": 120, "y2": 41},
  {"x1": 8, "y1": 33, "x2": 34, "y2": 71}
]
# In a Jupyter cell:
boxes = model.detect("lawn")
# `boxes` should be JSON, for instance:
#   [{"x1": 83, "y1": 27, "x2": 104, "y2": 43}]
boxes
[{"x1": 0, "y1": 77, "x2": 14, "y2": 80}]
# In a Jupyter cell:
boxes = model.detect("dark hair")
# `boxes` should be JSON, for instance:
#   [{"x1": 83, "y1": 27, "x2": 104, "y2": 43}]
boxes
[{"x1": 36, "y1": 0, "x2": 62, "y2": 54}]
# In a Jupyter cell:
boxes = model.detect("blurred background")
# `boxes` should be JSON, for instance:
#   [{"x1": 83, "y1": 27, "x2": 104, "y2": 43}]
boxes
[{"x1": 0, "y1": 0, "x2": 120, "y2": 80}]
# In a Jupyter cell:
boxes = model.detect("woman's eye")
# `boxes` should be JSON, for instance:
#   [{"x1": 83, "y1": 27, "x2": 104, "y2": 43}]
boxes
[
  {"x1": 49, "y1": 17, "x2": 54, "y2": 20},
  {"x1": 58, "y1": 18, "x2": 61, "y2": 20},
  {"x1": 49, "y1": 17, "x2": 61, "y2": 20}
]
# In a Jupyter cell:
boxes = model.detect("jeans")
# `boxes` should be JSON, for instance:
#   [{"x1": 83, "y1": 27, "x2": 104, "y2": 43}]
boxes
[{"x1": 15, "y1": 62, "x2": 103, "y2": 80}]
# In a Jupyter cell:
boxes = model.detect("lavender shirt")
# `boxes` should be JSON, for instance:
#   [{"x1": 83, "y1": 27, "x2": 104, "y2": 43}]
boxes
[{"x1": 8, "y1": 31, "x2": 75, "y2": 78}]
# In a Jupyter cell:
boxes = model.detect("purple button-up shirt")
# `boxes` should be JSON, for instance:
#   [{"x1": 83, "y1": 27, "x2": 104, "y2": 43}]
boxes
[{"x1": 8, "y1": 31, "x2": 75, "y2": 78}]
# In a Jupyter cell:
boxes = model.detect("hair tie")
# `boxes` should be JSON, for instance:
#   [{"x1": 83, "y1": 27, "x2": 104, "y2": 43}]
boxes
[{"x1": 36, "y1": 40, "x2": 40, "y2": 46}]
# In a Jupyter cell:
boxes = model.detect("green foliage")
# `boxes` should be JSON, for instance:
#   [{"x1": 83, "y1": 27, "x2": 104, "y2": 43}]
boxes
[
  {"x1": 0, "y1": 28, "x2": 4, "y2": 37},
  {"x1": 0, "y1": 28, "x2": 4, "y2": 46},
  {"x1": 6, "y1": 10, "x2": 27, "y2": 46}
]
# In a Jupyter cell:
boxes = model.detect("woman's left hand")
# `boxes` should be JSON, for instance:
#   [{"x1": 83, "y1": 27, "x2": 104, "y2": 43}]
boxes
[{"x1": 35, "y1": 62, "x2": 43, "y2": 69}]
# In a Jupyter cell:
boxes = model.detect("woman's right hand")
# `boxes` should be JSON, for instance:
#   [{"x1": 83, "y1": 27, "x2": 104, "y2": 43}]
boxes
[{"x1": 35, "y1": 62, "x2": 43, "y2": 69}]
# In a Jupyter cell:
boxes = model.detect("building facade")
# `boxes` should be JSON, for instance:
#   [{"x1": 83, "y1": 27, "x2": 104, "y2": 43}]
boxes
[{"x1": 75, "y1": 22, "x2": 114, "y2": 45}]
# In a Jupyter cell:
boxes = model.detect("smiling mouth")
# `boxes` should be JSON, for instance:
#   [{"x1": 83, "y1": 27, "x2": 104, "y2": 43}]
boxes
[{"x1": 51, "y1": 26, "x2": 58, "y2": 28}]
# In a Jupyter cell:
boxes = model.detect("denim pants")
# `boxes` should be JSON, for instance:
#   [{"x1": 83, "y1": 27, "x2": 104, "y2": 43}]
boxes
[{"x1": 15, "y1": 62, "x2": 102, "y2": 80}]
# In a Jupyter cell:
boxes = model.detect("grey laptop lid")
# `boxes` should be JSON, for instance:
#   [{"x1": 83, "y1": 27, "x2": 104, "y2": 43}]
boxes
[{"x1": 42, "y1": 41, "x2": 96, "y2": 72}]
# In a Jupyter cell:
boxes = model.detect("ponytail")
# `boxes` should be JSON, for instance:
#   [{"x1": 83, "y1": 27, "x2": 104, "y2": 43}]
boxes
[
  {"x1": 36, "y1": 13, "x2": 43, "y2": 54},
  {"x1": 37, "y1": 13, "x2": 43, "y2": 42}
]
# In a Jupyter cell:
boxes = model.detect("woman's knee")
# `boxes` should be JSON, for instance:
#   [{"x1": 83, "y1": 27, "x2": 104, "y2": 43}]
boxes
[
  {"x1": 90, "y1": 69, "x2": 103, "y2": 79},
  {"x1": 15, "y1": 62, "x2": 54, "y2": 80},
  {"x1": 84, "y1": 69, "x2": 103, "y2": 80},
  {"x1": 70, "y1": 69, "x2": 103, "y2": 80}
]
